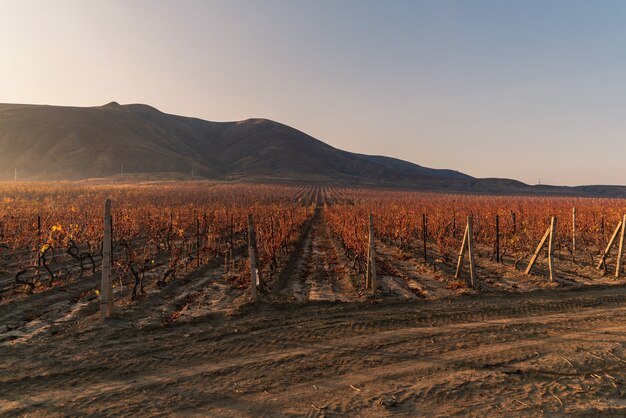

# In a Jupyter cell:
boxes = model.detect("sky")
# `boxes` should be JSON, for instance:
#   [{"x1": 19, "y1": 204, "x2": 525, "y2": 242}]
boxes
[{"x1": 2, "y1": 0, "x2": 626, "y2": 186}]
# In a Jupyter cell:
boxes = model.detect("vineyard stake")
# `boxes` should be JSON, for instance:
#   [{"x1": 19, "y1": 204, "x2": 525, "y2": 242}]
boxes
[
  {"x1": 422, "y1": 214, "x2": 427, "y2": 263},
  {"x1": 495, "y1": 214, "x2": 500, "y2": 263},
  {"x1": 572, "y1": 207, "x2": 576, "y2": 254},
  {"x1": 168, "y1": 212, "x2": 173, "y2": 250},
  {"x1": 455, "y1": 216, "x2": 476, "y2": 287},
  {"x1": 367, "y1": 213, "x2": 377, "y2": 293},
  {"x1": 596, "y1": 220, "x2": 623, "y2": 270},
  {"x1": 511, "y1": 211, "x2": 516, "y2": 235},
  {"x1": 467, "y1": 216, "x2": 476, "y2": 287},
  {"x1": 37, "y1": 215, "x2": 41, "y2": 267},
  {"x1": 525, "y1": 225, "x2": 552, "y2": 275},
  {"x1": 452, "y1": 211, "x2": 456, "y2": 239},
  {"x1": 454, "y1": 224, "x2": 468, "y2": 279},
  {"x1": 230, "y1": 214, "x2": 234, "y2": 249},
  {"x1": 229, "y1": 213, "x2": 235, "y2": 273},
  {"x1": 615, "y1": 215, "x2": 626, "y2": 278},
  {"x1": 196, "y1": 215, "x2": 200, "y2": 267},
  {"x1": 100, "y1": 199, "x2": 114, "y2": 320},
  {"x1": 248, "y1": 214, "x2": 258, "y2": 301},
  {"x1": 547, "y1": 216, "x2": 556, "y2": 282}
]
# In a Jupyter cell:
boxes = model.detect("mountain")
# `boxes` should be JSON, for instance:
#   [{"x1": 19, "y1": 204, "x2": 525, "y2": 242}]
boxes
[
  {"x1": 2, "y1": 101, "x2": 626, "y2": 197},
  {"x1": 0, "y1": 102, "x2": 470, "y2": 186}
]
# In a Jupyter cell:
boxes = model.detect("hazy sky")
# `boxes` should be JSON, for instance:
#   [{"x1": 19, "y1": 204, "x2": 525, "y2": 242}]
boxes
[{"x1": 2, "y1": 0, "x2": 626, "y2": 186}]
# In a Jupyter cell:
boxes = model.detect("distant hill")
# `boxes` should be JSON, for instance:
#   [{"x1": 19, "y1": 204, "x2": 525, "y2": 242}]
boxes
[
  {"x1": 0, "y1": 102, "x2": 469, "y2": 186},
  {"x1": 2, "y1": 101, "x2": 626, "y2": 197}
]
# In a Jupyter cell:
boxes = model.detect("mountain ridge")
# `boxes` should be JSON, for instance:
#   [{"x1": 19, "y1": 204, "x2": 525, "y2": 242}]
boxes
[
  {"x1": 0, "y1": 102, "x2": 470, "y2": 185},
  {"x1": 2, "y1": 102, "x2": 626, "y2": 198}
]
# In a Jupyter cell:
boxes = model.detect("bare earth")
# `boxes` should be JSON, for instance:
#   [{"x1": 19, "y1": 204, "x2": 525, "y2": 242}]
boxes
[{"x1": 4, "y1": 207, "x2": 626, "y2": 416}]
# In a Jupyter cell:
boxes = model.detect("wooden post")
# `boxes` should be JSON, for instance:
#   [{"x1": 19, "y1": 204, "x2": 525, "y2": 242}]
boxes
[
  {"x1": 572, "y1": 207, "x2": 576, "y2": 254},
  {"x1": 368, "y1": 213, "x2": 376, "y2": 293},
  {"x1": 168, "y1": 212, "x2": 173, "y2": 250},
  {"x1": 230, "y1": 214, "x2": 234, "y2": 249},
  {"x1": 452, "y1": 211, "x2": 456, "y2": 239},
  {"x1": 229, "y1": 213, "x2": 234, "y2": 273},
  {"x1": 366, "y1": 251, "x2": 371, "y2": 289},
  {"x1": 525, "y1": 226, "x2": 552, "y2": 275},
  {"x1": 100, "y1": 199, "x2": 114, "y2": 320},
  {"x1": 495, "y1": 214, "x2": 500, "y2": 262},
  {"x1": 511, "y1": 211, "x2": 516, "y2": 235},
  {"x1": 196, "y1": 215, "x2": 201, "y2": 267},
  {"x1": 37, "y1": 215, "x2": 41, "y2": 267},
  {"x1": 248, "y1": 214, "x2": 257, "y2": 301},
  {"x1": 616, "y1": 214, "x2": 626, "y2": 278},
  {"x1": 596, "y1": 220, "x2": 623, "y2": 270},
  {"x1": 548, "y1": 216, "x2": 556, "y2": 282},
  {"x1": 455, "y1": 224, "x2": 468, "y2": 279},
  {"x1": 422, "y1": 214, "x2": 427, "y2": 263},
  {"x1": 269, "y1": 217, "x2": 275, "y2": 268},
  {"x1": 467, "y1": 216, "x2": 476, "y2": 287},
  {"x1": 455, "y1": 217, "x2": 476, "y2": 287}
]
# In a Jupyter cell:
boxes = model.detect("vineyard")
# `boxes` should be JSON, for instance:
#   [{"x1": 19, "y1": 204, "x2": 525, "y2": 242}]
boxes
[
  {"x1": 2, "y1": 182, "x2": 626, "y2": 314},
  {"x1": 5, "y1": 182, "x2": 626, "y2": 415}
]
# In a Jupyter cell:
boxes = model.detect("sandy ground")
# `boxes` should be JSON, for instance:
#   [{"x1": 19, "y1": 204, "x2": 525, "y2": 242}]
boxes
[
  {"x1": 5, "y1": 288, "x2": 626, "y2": 416},
  {"x1": 4, "y1": 205, "x2": 626, "y2": 416}
]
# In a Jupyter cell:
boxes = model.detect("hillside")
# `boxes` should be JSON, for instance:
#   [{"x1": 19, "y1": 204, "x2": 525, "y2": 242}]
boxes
[
  {"x1": 3, "y1": 102, "x2": 626, "y2": 197},
  {"x1": 0, "y1": 102, "x2": 469, "y2": 186}
]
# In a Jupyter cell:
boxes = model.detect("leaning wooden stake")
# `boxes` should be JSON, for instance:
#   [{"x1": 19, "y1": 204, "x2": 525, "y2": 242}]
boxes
[
  {"x1": 248, "y1": 214, "x2": 258, "y2": 301},
  {"x1": 368, "y1": 213, "x2": 376, "y2": 292},
  {"x1": 455, "y1": 216, "x2": 476, "y2": 287},
  {"x1": 524, "y1": 226, "x2": 551, "y2": 275},
  {"x1": 615, "y1": 214, "x2": 626, "y2": 278},
  {"x1": 547, "y1": 216, "x2": 556, "y2": 282},
  {"x1": 100, "y1": 199, "x2": 114, "y2": 320},
  {"x1": 596, "y1": 220, "x2": 623, "y2": 270},
  {"x1": 455, "y1": 224, "x2": 468, "y2": 279}
]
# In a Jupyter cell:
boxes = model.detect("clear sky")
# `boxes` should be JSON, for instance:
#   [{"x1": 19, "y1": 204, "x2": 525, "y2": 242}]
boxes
[{"x1": 2, "y1": 0, "x2": 626, "y2": 186}]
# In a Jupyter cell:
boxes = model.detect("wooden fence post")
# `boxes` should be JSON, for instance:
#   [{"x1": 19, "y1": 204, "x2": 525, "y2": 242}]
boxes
[
  {"x1": 100, "y1": 199, "x2": 114, "y2": 320},
  {"x1": 248, "y1": 214, "x2": 258, "y2": 301},
  {"x1": 548, "y1": 216, "x2": 556, "y2": 282},
  {"x1": 368, "y1": 213, "x2": 376, "y2": 293},
  {"x1": 616, "y1": 214, "x2": 626, "y2": 278}
]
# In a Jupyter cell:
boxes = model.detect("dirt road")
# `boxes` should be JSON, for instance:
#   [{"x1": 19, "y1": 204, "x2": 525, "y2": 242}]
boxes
[
  {"x1": 274, "y1": 207, "x2": 361, "y2": 303},
  {"x1": 4, "y1": 286, "x2": 626, "y2": 416}
]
